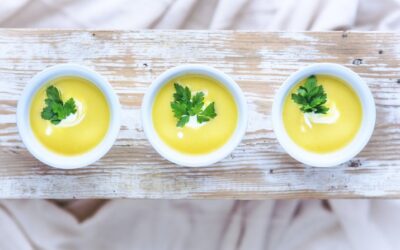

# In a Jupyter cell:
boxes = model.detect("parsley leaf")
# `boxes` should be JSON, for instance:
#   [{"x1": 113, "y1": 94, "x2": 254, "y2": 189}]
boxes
[
  {"x1": 291, "y1": 75, "x2": 329, "y2": 114},
  {"x1": 189, "y1": 92, "x2": 204, "y2": 115},
  {"x1": 170, "y1": 83, "x2": 217, "y2": 127},
  {"x1": 40, "y1": 85, "x2": 77, "y2": 125},
  {"x1": 177, "y1": 115, "x2": 190, "y2": 127},
  {"x1": 197, "y1": 102, "x2": 217, "y2": 123}
]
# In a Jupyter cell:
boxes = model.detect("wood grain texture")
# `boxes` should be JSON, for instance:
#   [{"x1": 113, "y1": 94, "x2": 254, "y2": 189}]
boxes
[{"x1": 0, "y1": 30, "x2": 399, "y2": 199}]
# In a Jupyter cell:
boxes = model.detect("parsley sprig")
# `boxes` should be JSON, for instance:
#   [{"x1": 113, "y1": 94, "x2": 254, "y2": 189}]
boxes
[
  {"x1": 41, "y1": 85, "x2": 77, "y2": 125},
  {"x1": 170, "y1": 83, "x2": 217, "y2": 127},
  {"x1": 291, "y1": 75, "x2": 329, "y2": 114}
]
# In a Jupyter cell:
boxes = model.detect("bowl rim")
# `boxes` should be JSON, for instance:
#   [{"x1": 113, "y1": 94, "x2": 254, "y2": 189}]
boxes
[
  {"x1": 272, "y1": 63, "x2": 376, "y2": 167},
  {"x1": 141, "y1": 64, "x2": 248, "y2": 167},
  {"x1": 17, "y1": 64, "x2": 121, "y2": 169}
]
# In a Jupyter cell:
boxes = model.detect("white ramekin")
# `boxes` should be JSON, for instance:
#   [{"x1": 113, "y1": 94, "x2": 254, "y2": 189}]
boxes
[
  {"x1": 17, "y1": 64, "x2": 121, "y2": 169},
  {"x1": 272, "y1": 63, "x2": 375, "y2": 167},
  {"x1": 141, "y1": 65, "x2": 248, "y2": 167}
]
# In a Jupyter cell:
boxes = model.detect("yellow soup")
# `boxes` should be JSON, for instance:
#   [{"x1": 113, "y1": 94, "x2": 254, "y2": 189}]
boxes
[
  {"x1": 283, "y1": 75, "x2": 362, "y2": 153},
  {"x1": 30, "y1": 77, "x2": 110, "y2": 155},
  {"x1": 152, "y1": 75, "x2": 238, "y2": 155}
]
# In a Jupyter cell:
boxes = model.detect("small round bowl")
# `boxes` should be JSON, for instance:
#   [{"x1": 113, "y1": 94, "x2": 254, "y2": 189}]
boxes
[
  {"x1": 17, "y1": 64, "x2": 121, "y2": 169},
  {"x1": 141, "y1": 65, "x2": 248, "y2": 167},
  {"x1": 272, "y1": 63, "x2": 375, "y2": 167}
]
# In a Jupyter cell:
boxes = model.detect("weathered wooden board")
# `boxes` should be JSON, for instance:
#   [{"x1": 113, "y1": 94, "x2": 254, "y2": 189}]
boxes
[{"x1": 0, "y1": 30, "x2": 399, "y2": 199}]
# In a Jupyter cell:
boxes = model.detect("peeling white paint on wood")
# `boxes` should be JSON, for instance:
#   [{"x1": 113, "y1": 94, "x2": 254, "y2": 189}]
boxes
[{"x1": 0, "y1": 30, "x2": 399, "y2": 199}]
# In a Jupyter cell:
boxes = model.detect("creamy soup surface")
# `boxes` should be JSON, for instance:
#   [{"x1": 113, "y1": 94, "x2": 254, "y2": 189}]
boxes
[
  {"x1": 152, "y1": 75, "x2": 238, "y2": 155},
  {"x1": 283, "y1": 75, "x2": 362, "y2": 153},
  {"x1": 30, "y1": 77, "x2": 110, "y2": 155}
]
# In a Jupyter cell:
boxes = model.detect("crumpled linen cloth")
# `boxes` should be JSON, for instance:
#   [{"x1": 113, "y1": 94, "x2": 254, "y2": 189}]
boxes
[
  {"x1": 1, "y1": 200, "x2": 400, "y2": 250},
  {"x1": 1, "y1": 0, "x2": 400, "y2": 249}
]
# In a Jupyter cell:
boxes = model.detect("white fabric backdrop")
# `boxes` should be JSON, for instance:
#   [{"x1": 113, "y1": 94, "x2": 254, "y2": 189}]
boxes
[{"x1": 1, "y1": 0, "x2": 400, "y2": 249}]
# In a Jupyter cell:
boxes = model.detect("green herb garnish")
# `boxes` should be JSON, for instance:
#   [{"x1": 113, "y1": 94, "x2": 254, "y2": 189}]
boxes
[
  {"x1": 291, "y1": 75, "x2": 329, "y2": 114},
  {"x1": 41, "y1": 85, "x2": 77, "y2": 125},
  {"x1": 171, "y1": 83, "x2": 217, "y2": 127}
]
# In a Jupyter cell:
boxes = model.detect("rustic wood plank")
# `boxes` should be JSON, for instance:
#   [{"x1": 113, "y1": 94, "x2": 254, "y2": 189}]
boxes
[{"x1": 0, "y1": 30, "x2": 399, "y2": 199}]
